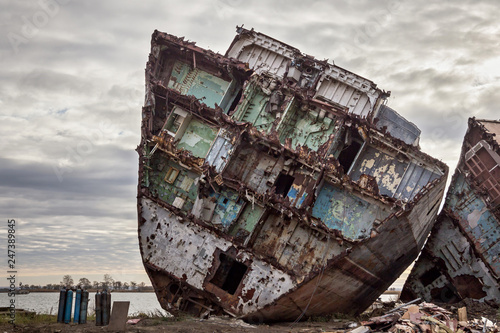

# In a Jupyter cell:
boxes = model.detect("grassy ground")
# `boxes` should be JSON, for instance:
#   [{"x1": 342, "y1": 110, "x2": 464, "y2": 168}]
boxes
[
  {"x1": 0, "y1": 311, "x2": 353, "y2": 333},
  {"x1": 1, "y1": 308, "x2": 498, "y2": 333}
]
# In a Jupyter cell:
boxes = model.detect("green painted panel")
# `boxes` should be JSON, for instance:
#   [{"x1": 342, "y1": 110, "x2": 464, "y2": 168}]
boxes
[
  {"x1": 279, "y1": 106, "x2": 336, "y2": 151},
  {"x1": 230, "y1": 204, "x2": 263, "y2": 236},
  {"x1": 148, "y1": 155, "x2": 198, "y2": 212},
  {"x1": 177, "y1": 119, "x2": 217, "y2": 158},
  {"x1": 168, "y1": 61, "x2": 230, "y2": 108},
  {"x1": 234, "y1": 84, "x2": 274, "y2": 132}
]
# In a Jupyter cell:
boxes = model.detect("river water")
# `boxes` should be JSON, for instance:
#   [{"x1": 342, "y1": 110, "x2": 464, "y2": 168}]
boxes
[
  {"x1": 0, "y1": 292, "x2": 168, "y2": 316},
  {"x1": 0, "y1": 291, "x2": 399, "y2": 317}
]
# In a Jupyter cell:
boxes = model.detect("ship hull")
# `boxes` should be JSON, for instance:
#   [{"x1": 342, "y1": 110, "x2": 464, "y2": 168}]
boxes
[
  {"x1": 138, "y1": 173, "x2": 446, "y2": 321},
  {"x1": 401, "y1": 118, "x2": 500, "y2": 305},
  {"x1": 137, "y1": 28, "x2": 448, "y2": 321}
]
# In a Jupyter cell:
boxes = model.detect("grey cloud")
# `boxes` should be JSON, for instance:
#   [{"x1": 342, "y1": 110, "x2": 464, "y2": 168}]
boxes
[{"x1": 18, "y1": 68, "x2": 94, "y2": 95}]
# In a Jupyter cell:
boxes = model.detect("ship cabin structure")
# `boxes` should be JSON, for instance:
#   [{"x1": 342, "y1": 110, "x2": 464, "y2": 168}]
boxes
[
  {"x1": 402, "y1": 118, "x2": 500, "y2": 305},
  {"x1": 137, "y1": 27, "x2": 448, "y2": 322}
]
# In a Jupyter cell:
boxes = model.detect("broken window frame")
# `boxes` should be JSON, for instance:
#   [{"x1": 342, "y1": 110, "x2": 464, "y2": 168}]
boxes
[
  {"x1": 164, "y1": 167, "x2": 180, "y2": 184},
  {"x1": 164, "y1": 106, "x2": 191, "y2": 139},
  {"x1": 337, "y1": 132, "x2": 366, "y2": 175}
]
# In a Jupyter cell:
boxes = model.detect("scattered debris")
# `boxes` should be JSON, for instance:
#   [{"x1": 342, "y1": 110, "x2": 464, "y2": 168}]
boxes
[
  {"x1": 362, "y1": 299, "x2": 499, "y2": 333},
  {"x1": 126, "y1": 318, "x2": 141, "y2": 325},
  {"x1": 204, "y1": 316, "x2": 257, "y2": 329}
]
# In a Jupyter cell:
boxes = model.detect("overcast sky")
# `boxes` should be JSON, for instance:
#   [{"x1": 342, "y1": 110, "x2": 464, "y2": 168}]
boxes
[{"x1": 1, "y1": 0, "x2": 499, "y2": 287}]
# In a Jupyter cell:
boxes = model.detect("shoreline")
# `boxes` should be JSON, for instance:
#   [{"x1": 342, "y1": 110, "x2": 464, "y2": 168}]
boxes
[{"x1": 0, "y1": 289, "x2": 155, "y2": 293}]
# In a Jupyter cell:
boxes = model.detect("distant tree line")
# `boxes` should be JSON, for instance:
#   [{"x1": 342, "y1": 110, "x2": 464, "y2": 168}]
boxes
[{"x1": 19, "y1": 274, "x2": 152, "y2": 291}]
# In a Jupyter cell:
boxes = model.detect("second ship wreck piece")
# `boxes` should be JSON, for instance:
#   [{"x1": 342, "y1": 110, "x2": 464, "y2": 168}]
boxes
[
  {"x1": 137, "y1": 27, "x2": 448, "y2": 322},
  {"x1": 402, "y1": 118, "x2": 500, "y2": 305}
]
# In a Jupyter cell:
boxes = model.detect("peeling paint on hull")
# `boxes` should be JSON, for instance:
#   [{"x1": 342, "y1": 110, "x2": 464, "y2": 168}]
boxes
[
  {"x1": 402, "y1": 118, "x2": 500, "y2": 306},
  {"x1": 137, "y1": 28, "x2": 448, "y2": 322}
]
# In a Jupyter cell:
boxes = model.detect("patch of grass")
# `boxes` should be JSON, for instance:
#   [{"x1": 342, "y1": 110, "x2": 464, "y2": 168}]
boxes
[
  {"x1": 307, "y1": 312, "x2": 357, "y2": 323},
  {"x1": 0, "y1": 312, "x2": 57, "y2": 325},
  {"x1": 131, "y1": 309, "x2": 189, "y2": 323},
  {"x1": 307, "y1": 315, "x2": 330, "y2": 322}
]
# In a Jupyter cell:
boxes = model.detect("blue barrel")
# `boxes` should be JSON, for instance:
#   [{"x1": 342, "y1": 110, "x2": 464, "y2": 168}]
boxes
[
  {"x1": 79, "y1": 290, "x2": 89, "y2": 324},
  {"x1": 57, "y1": 288, "x2": 66, "y2": 323},
  {"x1": 102, "y1": 290, "x2": 109, "y2": 326},
  {"x1": 64, "y1": 289, "x2": 73, "y2": 324},
  {"x1": 74, "y1": 289, "x2": 82, "y2": 323},
  {"x1": 95, "y1": 291, "x2": 102, "y2": 326},
  {"x1": 106, "y1": 292, "x2": 111, "y2": 324}
]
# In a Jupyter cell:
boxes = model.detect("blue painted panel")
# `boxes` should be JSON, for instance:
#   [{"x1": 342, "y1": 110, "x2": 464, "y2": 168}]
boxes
[
  {"x1": 210, "y1": 188, "x2": 244, "y2": 228},
  {"x1": 350, "y1": 145, "x2": 441, "y2": 201},
  {"x1": 297, "y1": 192, "x2": 308, "y2": 208},
  {"x1": 447, "y1": 172, "x2": 500, "y2": 276},
  {"x1": 287, "y1": 185, "x2": 299, "y2": 200},
  {"x1": 312, "y1": 182, "x2": 388, "y2": 239},
  {"x1": 286, "y1": 184, "x2": 308, "y2": 209},
  {"x1": 395, "y1": 162, "x2": 440, "y2": 201},
  {"x1": 375, "y1": 105, "x2": 421, "y2": 145}
]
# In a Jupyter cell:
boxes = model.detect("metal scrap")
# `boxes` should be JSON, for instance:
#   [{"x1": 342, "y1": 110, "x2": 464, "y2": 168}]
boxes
[{"x1": 362, "y1": 300, "x2": 498, "y2": 333}]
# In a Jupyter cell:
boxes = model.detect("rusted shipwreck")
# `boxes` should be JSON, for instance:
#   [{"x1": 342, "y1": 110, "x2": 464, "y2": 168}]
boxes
[
  {"x1": 137, "y1": 27, "x2": 448, "y2": 322},
  {"x1": 402, "y1": 118, "x2": 500, "y2": 305}
]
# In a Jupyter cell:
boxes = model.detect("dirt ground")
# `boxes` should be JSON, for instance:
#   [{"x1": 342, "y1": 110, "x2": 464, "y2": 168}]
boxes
[
  {"x1": 1, "y1": 299, "x2": 498, "y2": 333},
  {"x1": 0, "y1": 316, "x2": 352, "y2": 333}
]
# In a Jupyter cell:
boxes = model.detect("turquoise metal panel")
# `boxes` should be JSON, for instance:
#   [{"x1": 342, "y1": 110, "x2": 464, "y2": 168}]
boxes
[
  {"x1": 279, "y1": 106, "x2": 336, "y2": 151},
  {"x1": 229, "y1": 204, "x2": 264, "y2": 240},
  {"x1": 238, "y1": 89, "x2": 274, "y2": 132},
  {"x1": 177, "y1": 119, "x2": 217, "y2": 158},
  {"x1": 168, "y1": 61, "x2": 230, "y2": 108},
  {"x1": 312, "y1": 182, "x2": 387, "y2": 239}
]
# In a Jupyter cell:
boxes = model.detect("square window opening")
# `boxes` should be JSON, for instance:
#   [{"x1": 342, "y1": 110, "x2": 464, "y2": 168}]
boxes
[
  {"x1": 275, "y1": 173, "x2": 295, "y2": 196},
  {"x1": 210, "y1": 253, "x2": 248, "y2": 295},
  {"x1": 420, "y1": 267, "x2": 441, "y2": 286}
]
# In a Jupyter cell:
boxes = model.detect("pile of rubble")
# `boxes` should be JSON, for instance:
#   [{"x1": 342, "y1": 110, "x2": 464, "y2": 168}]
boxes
[{"x1": 355, "y1": 299, "x2": 499, "y2": 333}]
